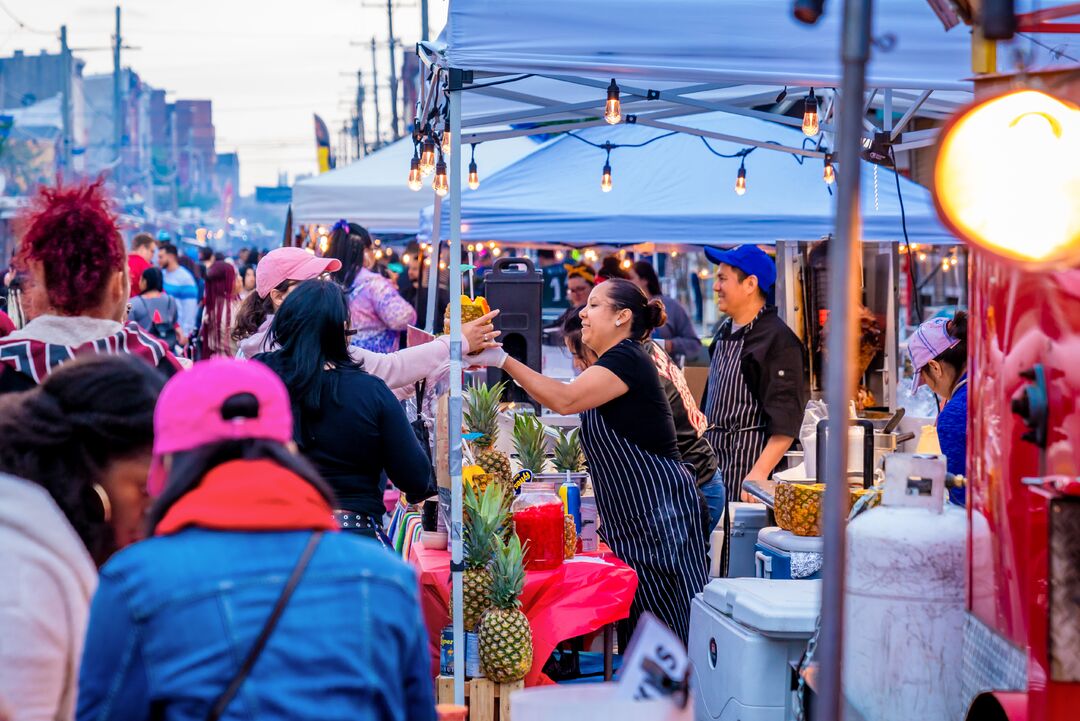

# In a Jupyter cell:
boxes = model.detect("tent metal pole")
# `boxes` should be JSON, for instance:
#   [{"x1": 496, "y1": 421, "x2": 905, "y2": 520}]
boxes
[
  {"x1": 447, "y1": 75, "x2": 466, "y2": 707},
  {"x1": 425, "y1": 195, "x2": 442, "y2": 333},
  {"x1": 815, "y1": 0, "x2": 873, "y2": 719}
]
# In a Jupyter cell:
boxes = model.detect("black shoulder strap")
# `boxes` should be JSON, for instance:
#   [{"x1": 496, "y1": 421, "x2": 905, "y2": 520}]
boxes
[{"x1": 206, "y1": 531, "x2": 323, "y2": 721}]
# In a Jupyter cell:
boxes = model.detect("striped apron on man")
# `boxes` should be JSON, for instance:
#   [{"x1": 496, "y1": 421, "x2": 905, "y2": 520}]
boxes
[
  {"x1": 579, "y1": 406, "x2": 709, "y2": 643},
  {"x1": 702, "y1": 311, "x2": 768, "y2": 502}
]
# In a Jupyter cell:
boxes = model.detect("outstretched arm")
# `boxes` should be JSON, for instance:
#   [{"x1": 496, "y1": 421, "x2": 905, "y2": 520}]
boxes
[{"x1": 500, "y1": 356, "x2": 628, "y2": 415}]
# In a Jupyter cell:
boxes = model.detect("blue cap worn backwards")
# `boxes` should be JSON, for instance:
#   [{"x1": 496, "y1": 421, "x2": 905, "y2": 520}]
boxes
[{"x1": 703, "y1": 245, "x2": 777, "y2": 292}]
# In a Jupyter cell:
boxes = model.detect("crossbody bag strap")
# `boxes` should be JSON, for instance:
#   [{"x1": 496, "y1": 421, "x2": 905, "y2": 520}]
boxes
[{"x1": 206, "y1": 531, "x2": 324, "y2": 721}]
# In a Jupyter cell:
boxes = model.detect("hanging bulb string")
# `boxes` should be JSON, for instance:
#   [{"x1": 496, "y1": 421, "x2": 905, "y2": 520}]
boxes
[
  {"x1": 470, "y1": 143, "x2": 477, "y2": 164},
  {"x1": 564, "y1": 130, "x2": 679, "y2": 152}
]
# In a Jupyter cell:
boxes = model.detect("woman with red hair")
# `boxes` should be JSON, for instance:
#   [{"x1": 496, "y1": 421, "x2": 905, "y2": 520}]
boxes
[
  {"x1": 198, "y1": 261, "x2": 239, "y2": 358},
  {"x1": 0, "y1": 181, "x2": 183, "y2": 394}
]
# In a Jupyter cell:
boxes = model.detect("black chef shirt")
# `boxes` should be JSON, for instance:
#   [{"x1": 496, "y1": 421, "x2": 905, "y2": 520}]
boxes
[{"x1": 594, "y1": 339, "x2": 682, "y2": 460}]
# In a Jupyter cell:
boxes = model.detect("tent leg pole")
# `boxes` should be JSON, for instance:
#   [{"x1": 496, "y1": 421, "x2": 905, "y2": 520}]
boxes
[
  {"x1": 815, "y1": 0, "x2": 872, "y2": 720},
  {"x1": 448, "y1": 81, "x2": 466, "y2": 707},
  {"x1": 425, "y1": 194, "x2": 443, "y2": 334}
]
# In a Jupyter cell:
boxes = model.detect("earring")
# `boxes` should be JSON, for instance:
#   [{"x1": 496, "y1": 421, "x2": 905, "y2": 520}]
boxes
[
  {"x1": 91, "y1": 483, "x2": 112, "y2": 523},
  {"x1": 615, "y1": 320, "x2": 621, "y2": 327}
]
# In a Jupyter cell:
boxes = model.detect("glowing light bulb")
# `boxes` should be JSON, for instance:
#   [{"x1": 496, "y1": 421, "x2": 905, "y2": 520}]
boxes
[
  {"x1": 555, "y1": 250, "x2": 565, "y2": 261},
  {"x1": 823, "y1": 156, "x2": 835, "y2": 185},
  {"x1": 941, "y1": 258, "x2": 950, "y2": 271},
  {"x1": 604, "y1": 79, "x2": 621, "y2": 125},
  {"x1": 918, "y1": 252, "x2": 927, "y2": 262},
  {"x1": 441, "y1": 129, "x2": 451, "y2": 155},
  {"x1": 488, "y1": 241, "x2": 496, "y2": 249},
  {"x1": 432, "y1": 160, "x2": 449, "y2": 197},
  {"x1": 402, "y1": 253, "x2": 411, "y2": 264},
  {"x1": 802, "y1": 88, "x2": 819, "y2": 137},
  {"x1": 467, "y1": 244, "x2": 475, "y2": 252},
  {"x1": 600, "y1": 162, "x2": 613, "y2": 192},
  {"x1": 407, "y1": 157, "x2": 423, "y2": 191},
  {"x1": 468, "y1": 161, "x2": 480, "y2": 190},
  {"x1": 620, "y1": 259, "x2": 632, "y2": 270},
  {"x1": 734, "y1": 165, "x2": 747, "y2": 196},
  {"x1": 492, "y1": 247, "x2": 502, "y2": 257},
  {"x1": 439, "y1": 261, "x2": 447, "y2": 270},
  {"x1": 375, "y1": 250, "x2": 384, "y2": 259},
  {"x1": 419, "y1": 138, "x2": 436, "y2": 176}
]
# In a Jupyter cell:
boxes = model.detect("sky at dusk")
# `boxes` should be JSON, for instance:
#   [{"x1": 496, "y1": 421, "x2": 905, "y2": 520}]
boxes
[{"x1": 2, "y1": 0, "x2": 446, "y2": 193}]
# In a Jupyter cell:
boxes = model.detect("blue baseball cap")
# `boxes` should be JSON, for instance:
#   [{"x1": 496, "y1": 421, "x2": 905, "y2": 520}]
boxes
[{"x1": 703, "y1": 245, "x2": 777, "y2": 292}]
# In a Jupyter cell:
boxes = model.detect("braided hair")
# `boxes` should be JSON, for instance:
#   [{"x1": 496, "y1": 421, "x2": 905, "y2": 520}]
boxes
[{"x1": 0, "y1": 355, "x2": 163, "y2": 563}]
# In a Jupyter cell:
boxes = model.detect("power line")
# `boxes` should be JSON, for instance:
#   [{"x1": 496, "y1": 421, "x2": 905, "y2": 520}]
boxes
[{"x1": 0, "y1": 0, "x2": 53, "y2": 36}]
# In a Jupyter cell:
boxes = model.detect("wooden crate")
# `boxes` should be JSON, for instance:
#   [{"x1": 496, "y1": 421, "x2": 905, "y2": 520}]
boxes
[{"x1": 437, "y1": 676, "x2": 525, "y2": 721}]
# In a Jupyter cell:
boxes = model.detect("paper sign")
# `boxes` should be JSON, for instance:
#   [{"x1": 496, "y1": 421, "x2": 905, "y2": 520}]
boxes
[{"x1": 614, "y1": 613, "x2": 690, "y2": 704}]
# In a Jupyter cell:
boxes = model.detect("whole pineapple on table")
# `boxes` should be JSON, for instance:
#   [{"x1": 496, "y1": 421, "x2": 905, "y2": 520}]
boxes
[
  {"x1": 511, "y1": 413, "x2": 549, "y2": 476},
  {"x1": 462, "y1": 482, "x2": 512, "y2": 631},
  {"x1": 465, "y1": 382, "x2": 512, "y2": 486},
  {"x1": 478, "y1": 535, "x2": 534, "y2": 683},
  {"x1": 553, "y1": 428, "x2": 585, "y2": 559}
]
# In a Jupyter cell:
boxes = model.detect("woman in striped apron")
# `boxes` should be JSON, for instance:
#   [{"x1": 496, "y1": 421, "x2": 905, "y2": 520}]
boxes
[{"x1": 488, "y1": 278, "x2": 708, "y2": 642}]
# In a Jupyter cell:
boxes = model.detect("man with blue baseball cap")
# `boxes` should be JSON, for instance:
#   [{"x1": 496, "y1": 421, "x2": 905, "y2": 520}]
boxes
[{"x1": 700, "y1": 245, "x2": 807, "y2": 503}]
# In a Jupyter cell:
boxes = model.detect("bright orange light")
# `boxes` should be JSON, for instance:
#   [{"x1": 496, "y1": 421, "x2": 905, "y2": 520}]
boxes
[{"x1": 934, "y1": 89, "x2": 1080, "y2": 267}]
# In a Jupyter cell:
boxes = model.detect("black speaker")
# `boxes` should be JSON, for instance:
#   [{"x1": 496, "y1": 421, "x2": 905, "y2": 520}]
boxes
[{"x1": 485, "y1": 256, "x2": 543, "y2": 408}]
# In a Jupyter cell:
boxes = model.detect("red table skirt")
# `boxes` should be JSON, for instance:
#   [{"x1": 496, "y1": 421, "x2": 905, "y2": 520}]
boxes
[{"x1": 409, "y1": 543, "x2": 638, "y2": 686}]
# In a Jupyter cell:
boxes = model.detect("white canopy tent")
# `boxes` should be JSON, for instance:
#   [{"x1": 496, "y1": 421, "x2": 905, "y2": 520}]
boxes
[
  {"x1": 419, "y1": 112, "x2": 954, "y2": 247},
  {"x1": 291, "y1": 134, "x2": 541, "y2": 232}
]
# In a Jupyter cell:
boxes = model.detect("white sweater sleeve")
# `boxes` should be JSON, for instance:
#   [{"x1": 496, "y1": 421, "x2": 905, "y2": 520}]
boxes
[{"x1": 350, "y1": 335, "x2": 454, "y2": 394}]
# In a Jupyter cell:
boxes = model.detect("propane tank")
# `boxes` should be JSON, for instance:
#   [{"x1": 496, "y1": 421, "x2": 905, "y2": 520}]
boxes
[{"x1": 843, "y1": 453, "x2": 966, "y2": 721}]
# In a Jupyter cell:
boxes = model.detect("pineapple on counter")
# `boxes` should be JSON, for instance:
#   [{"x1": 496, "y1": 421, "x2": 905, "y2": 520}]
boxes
[
  {"x1": 512, "y1": 413, "x2": 549, "y2": 475},
  {"x1": 563, "y1": 515, "x2": 577, "y2": 560},
  {"x1": 552, "y1": 428, "x2": 585, "y2": 474},
  {"x1": 462, "y1": 483, "x2": 512, "y2": 631},
  {"x1": 465, "y1": 382, "x2": 513, "y2": 485},
  {"x1": 478, "y1": 535, "x2": 534, "y2": 683}
]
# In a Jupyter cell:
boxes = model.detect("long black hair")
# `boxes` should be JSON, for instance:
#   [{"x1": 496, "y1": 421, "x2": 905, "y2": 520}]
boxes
[
  {"x1": 146, "y1": 437, "x2": 335, "y2": 535},
  {"x1": 632, "y1": 261, "x2": 662, "y2": 297},
  {"x1": 602, "y1": 277, "x2": 667, "y2": 341},
  {"x1": 140, "y1": 266, "x2": 165, "y2": 293},
  {"x1": 0, "y1": 355, "x2": 163, "y2": 564},
  {"x1": 256, "y1": 279, "x2": 362, "y2": 417},
  {"x1": 326, "y1": 220, "x2": 372, "y2": 288}
]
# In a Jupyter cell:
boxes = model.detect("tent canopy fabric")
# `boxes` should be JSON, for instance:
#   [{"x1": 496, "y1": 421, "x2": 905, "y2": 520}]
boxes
[
  {"x1": 291, "y1": 135, "x2": 541, "y2": 232},
  {"x1": 420, "y1": 112, "x2": 953, "y2": 247}
]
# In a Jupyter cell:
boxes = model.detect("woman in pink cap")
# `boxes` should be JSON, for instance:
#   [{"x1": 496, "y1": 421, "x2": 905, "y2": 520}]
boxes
[
  {"x1": 231, "y1": 245, "x2": 500, "y2": 397},
  {"x1": 78, "y1": 358, "x2": 436, "y2": 721}
]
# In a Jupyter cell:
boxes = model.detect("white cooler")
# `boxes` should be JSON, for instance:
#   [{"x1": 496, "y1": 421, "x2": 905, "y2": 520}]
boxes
[{"x1": 689, "y1": 578, "x2": 820, "y2": 721}]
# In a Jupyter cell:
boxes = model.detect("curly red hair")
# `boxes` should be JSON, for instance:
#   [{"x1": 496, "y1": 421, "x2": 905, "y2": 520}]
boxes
[{"x1": 15, "y1": 180, "x2": 125, "y2": 316}]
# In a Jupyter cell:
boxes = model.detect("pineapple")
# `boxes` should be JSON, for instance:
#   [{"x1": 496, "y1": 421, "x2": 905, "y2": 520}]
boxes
[
  {"x1": 444, "y1": 295, "x2": 490, "y2": 329},
  {"x1": 462, "y1": 482, "x2": 512, "y2": 630},
  {"x1": 512, "y1": 414, "x2": 548, "y2": 475},
  {"x1": 563, "y1": 514, "x2": 577, "y2": 559},
  {"x1": 465, "y1": 382, "x2": 513, "y2": 484},
  {"x1": 478, "y1": 535, "x2": 533, "y2": 682},
  {"x1": 552, "y1": 428, "x2": 585, "y2": 473}
]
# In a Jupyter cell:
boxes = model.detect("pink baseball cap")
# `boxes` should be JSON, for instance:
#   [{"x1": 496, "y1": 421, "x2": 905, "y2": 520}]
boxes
[
  {"x1": 147, "y1": 358, "x2": 295, "y2": 496},
  {"x1": 908, "y1": 317, "x2": 960, "y2": 393},
  {"x1": 255, "y1": 247, "x2": 342, "y2": 298}
]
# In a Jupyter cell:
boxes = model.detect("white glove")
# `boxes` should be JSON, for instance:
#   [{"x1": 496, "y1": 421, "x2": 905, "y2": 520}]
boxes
[{"x1": 467, "y1": 345, "x2": 508, "y2": 369}]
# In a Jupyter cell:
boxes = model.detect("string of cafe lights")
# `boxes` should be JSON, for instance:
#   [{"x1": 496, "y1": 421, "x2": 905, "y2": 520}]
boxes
[{"x1": 407, "y1": 78, "x2": 837, "y2": 196}]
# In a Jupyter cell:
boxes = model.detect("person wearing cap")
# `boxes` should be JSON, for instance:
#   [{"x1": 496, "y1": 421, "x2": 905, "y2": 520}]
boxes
[
  {"x1": 77, "y1": 358, "x2": 436, "y2": 721},
  {"x1": 909, "y1": 311, "x2": 968, "y2": 505},
  {"x1": 700, "y1": 245, "x2": 807, "y2": 503},
  {"x1": 232, "y1": 246, "x2": 500, "y2": 398}
]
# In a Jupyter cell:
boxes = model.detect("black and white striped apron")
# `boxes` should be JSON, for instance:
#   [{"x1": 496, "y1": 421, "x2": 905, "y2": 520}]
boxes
[
  {"x1": 703, "y1": 311, "x2": 768, "y2": 501},
  {"x1": 579, "y1": 406, "x2": 709, "y2": 643}
]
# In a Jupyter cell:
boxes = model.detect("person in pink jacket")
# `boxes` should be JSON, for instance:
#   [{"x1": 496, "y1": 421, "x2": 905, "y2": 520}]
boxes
[{"x1": 231, "y1": 247, "x2": 500, "y2": 397}]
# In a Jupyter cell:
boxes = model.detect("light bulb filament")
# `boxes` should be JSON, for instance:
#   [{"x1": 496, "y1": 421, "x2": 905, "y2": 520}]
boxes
[
  {"x1": 600, "y1": 162, "x2": 613, "y2": 192},
  {"x1": 802, "y1": 88, "x2": 820, "y2": 137}
]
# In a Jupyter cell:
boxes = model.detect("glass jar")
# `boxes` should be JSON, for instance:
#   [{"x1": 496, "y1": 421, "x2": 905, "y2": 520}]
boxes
[{"x1": 511, "y1": 482, "x2": 565, "y2": 571}]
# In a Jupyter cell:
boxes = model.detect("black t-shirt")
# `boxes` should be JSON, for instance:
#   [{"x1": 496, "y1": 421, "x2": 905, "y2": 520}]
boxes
[{"x1": 594, "y1": 339, "x2": 681, "y2": 460}]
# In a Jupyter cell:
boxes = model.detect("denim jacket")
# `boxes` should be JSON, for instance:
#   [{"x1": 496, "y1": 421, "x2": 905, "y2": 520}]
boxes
[{"x1": 77, "y1": 528, "x2": 435, "y2": 721}]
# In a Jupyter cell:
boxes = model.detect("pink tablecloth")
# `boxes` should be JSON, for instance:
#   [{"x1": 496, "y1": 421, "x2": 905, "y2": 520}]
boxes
[{"x1": 409, "y1": 544, "x2": 638, "y2": 686}]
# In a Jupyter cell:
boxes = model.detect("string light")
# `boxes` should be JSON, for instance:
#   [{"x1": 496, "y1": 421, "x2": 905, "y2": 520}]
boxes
[
  {"x1": 441, "y1": 128, "x2": 452, "y2": 155},
  {"x1": 419, "y1": 137, "x2": 436, "y2": 176},
  {"x1": 467, "y1": 243, "x2": 475, "y2": 252},
  {"x1": 468, "y1": 144, "x2": 480, "y2": 190},
  {"x1": 407, "y1": 155, "x2": 422, "y2": 191},
  {"x1": 823, "y1": 153, "x2": 835, "y2": 185},
  {"x1": 917, "y1": 252, "x2": 927, "y2": 262},
  {"x1": 734, "y1": 159, "x2": 747, "y2": 196},
  {"x1": 432, "y1": 158, "x2": 449, "y2": 197},
  {"x1": 492, "y1": 247, "x2": 502, "y2": 257},
  {"x1": 403, "y1": 253, "x2": 411, "y2": 264},
  {"x1": 620, "y1": 258, "x2": 632, "y2": 270},
  {"x1": 604, "y1": 79, "x2": 621, "y2": 125},
  {"x1": 487, "y1": 241, "x2": 496, "y2": 249},
  {"x1": 802, "y1": 88, "x2": 820, "y2": 137},
  {"x1": 439, "y1": 260, "x2": 447, "y2": 270},
  {"x1": 600, "y1": 161, "x2": 613, "y2": 192},
  {"x1": 555, "y1": 250, "x2": 565, "y2": 261}
]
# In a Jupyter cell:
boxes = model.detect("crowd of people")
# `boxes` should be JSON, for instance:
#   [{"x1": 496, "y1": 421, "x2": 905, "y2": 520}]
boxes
[{"x1": 0, "y1": 178, "x2": 971, "y2": 720}]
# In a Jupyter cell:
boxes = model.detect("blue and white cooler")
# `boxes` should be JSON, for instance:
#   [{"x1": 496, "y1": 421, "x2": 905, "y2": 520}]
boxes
[
  {"x1": 689, "y1": 578, "x2": 820, "y2": 721},
  {"x1": 754, "y1": 527, "x2": 824, "y2": 580}
]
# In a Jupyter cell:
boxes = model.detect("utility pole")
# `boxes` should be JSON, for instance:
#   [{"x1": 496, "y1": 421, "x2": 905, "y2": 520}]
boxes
[
  {"x1": 113, "y1": 6, "x2": 122, "y2": 163},
  {"x1": 370, "y1": 37, "x2": 382, "y2": 150},
  {"x1": 421, "y1": 0, "x2": 429, "y2": 41},
  {"x1": 355, "y1": 70, "x2": 367, "y2": 157},
  {"x1": 386, "y1": 0, "x2": 401, "y2": 141},
  {"x1": 59, "y1": 25, "x2": 73, "y2": 175}
]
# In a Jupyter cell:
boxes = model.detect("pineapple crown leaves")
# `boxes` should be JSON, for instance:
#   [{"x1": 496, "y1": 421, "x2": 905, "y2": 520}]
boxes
[
  {"x1": 464, "y1": 381, "x2": 508, "y2": 448},
  {"x1": 489, "y1": 534, "x2": 527, "y2": 610},
  {"x1": 464, "y1": 482, "x2": 512, "y2": 568},
  {"x1": 512, "y1": 413, "x2": 549, "y2": 475},
  {"x1": 552, "y1": 428, "x2": 585, "y2": 473}
]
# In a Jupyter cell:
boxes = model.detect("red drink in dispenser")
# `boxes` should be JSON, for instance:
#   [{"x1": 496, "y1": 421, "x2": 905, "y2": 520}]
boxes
[{"x1": 512, "y1": 483, "x2": 565, "y2": 571}]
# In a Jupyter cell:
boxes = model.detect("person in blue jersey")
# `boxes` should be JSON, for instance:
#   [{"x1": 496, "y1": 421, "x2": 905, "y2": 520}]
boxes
[{"x1": 157, "y1": 242, "x2": 200, "y2": 339}]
